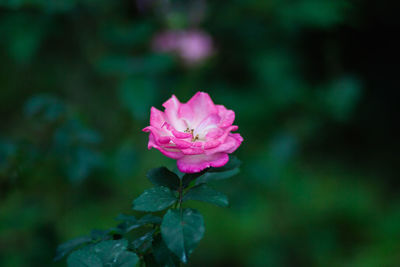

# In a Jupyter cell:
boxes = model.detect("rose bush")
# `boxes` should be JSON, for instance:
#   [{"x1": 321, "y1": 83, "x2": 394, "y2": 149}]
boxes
[
  {"x1": 143, "y1": 92, "x2": 243, "y2": 173},
  {"x1": 57, "y1": 92, "x2": 243, "y2": 265}
]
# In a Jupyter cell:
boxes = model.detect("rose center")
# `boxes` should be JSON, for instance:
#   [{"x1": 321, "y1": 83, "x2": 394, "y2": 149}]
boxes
[
  {"x1": 184, "y1": 127, "x2": 200, "y2": 142},
  {"x1": 183, "y1": 115, "x2": 219, "y2": 142}
]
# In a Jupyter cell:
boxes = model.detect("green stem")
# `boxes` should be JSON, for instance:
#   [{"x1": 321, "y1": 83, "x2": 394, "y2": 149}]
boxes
[
  {"x1": 178, "y1": 179, "x2": 183, "y2": 217},
  {"x1": 178, "y1": 180, "x2": 184, "y2": 267}
]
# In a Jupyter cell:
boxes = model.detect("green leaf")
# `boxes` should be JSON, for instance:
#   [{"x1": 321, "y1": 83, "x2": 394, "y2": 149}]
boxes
[
  {"x1": 115, "y1": 214, "x2": 140, "y2": 234},
  {"x1": 24, "y1": 94, "x2": 66, "y2": 122},
  {"x1": 92, "y1": 239, "x2": 130, "y2": 264},
  {"x1": 138, "y1": 214, "x2": 162, "y2": 225},
  {"x1": 132, "y1": 187, "x2": 177, "y2": 212},
  {"x1": 172, "y1": 166, "x2": 185, "y2": 179},
  {"x1": 90, "y1": 229, "x2": 110, "y2": 241},
  {"x1": 161, "y1": 209, "x2": 205, "y2": 263},
  {"x1": 323, "y1": 76, "x2": 361, "y2": 121},
  {"x1": 115, "y1": 214, "x2": 162, "y2": 234},
  {"x1": 195, "y1": 168, "x2": 240, "y2": 185},
  {"x1": 114, "y1": 252, "x2": 140, "y2": 267},
  {"x1": 147, "y1": 167, "x2": 180, "y2": 190},
  {"x1": 67, "y1": 248, "x2": 102, "y2": 267},
  {"x1": 209, "y1": 156, "x2": 241, "y2": 172},
  {"x1": 183, "y1": 184, "x2": 229, "y2": 207},
  {"x1": 152, "y1": 236, "x2": 180, "y2": 267},
  {"x1": 182, "y1": 169, "x2": 208, "y2": 188},
  {"x1": 67, "y1": 239, "x2": 139, "y2": 267},
  {"x1": 183, "y1": 157, "x2": 241, "y2": 186},
  {"x1": 54, "y1": 236, "x2": 92, "y2": 261},
  {"x1": 194, "y1": 156, "x2": 241, "y2": 185},
  {"x1": 115, "y1": 223, "x2": 139, "y2": 235},
  {"x1": 132, "y1": 229, "x2": 155, "y2": 252}
]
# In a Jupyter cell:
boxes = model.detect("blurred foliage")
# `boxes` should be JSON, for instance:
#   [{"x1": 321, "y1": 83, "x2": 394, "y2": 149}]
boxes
[{"x1": 0, "y1": 0, "x2": 399, "y2": 266}]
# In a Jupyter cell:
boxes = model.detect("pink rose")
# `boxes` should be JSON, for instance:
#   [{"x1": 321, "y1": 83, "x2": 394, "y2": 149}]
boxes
[{"x1": 143, "y1": 92, "x2": 243, "y2": 173}]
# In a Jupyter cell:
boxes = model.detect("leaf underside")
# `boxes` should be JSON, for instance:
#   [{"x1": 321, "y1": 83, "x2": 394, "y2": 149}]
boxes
[
  {"x1": 147, "y1": 167, "x2": 180, "y2": 190},
  {"x1": 160, "y1": 208, "x2": 205, "y2": 263},
  {"x1": 183, "y1": 184, "x2": 229, "y2": 207},
  {"x1": 132, "y1": 186, "x2": 177, "y2": 212},
  {"x1": 67, "y1": 239, "x2": 139, "y2": 267}
]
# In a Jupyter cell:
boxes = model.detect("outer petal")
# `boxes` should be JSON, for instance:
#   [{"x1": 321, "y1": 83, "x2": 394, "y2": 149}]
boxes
[
  {"x1": 224, "y1": 133, "x2": 243, "y2": 153},
  {"x1": 204, "y1": 134, "x2": 243, "y2": 155},
  {"x1": 142, "y1": 126, "x2": 171, "y2": 145},
  {"x1": 177, "y1": 153, "x2": 229, "y2": 173},
  {"x1": 216, "y1": 105, "x2": 235, "y2": 128},
  {"x1": 162, "y1": 95, "x2": 186, "y2": 131},
  {"x1": 156, "y1": 147, "x2": 184, "y2": 159},
  {"x1": 211, "y1": 125, "x2": 239, "y2": 144},
  {"x1": 150, "y1": 107, "x2": 166, "y2": 128},
  {"x1": 146, "y1": 133, "x2": 184, "y2": 159}
]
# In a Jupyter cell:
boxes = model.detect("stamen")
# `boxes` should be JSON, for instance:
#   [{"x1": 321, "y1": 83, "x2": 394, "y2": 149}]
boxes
[
  {"x1": 192, "y1": 134, "x2": 199, "y2": 142},
  {"x1": 184, "y1": 127, "x2": 198, "y2": 141}
]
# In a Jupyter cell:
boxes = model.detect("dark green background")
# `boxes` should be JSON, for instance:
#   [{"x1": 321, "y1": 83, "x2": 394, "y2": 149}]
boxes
[{"x1": 0, "y1": 0, "x2": 399, "y2": 266}]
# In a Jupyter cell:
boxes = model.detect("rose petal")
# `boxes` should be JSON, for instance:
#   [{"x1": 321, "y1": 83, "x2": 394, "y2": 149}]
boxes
[
  {"x1": 177, "y1": 153, "x2": 229, "y2": 173},
  {"x1": 171, "y1": 138, "x2": 192, "y2": 149},
  {"x1": 185, "y1": 92, "x2": 218, "y2": 126},
  {"x1": 178, "y1": 103, "x2": 194, "y2": 126},
  {"x1": 205, "y1": 134, "x2": 243, "y2": 155},
  {"x1": 150, "y1": 107, "x2": 166, "y2": 128},
  {"x1": 163, "y1": 122, "x2": 192, "y2": 139},
  {"x1": 162, "y1": 95, "x2": 186, "y2": 131},
  {"x1": 216, "y1": 105, "x2": 235, "y2": 128},
  {"x1": 204, "y1": 140, "x2": 221, "y2": 149},
  {"x1": 143, "y1": 126, "x2": 170, "y2": 145},
  {"x1": 206, "y1": 128, "x2": 224, "y2": 139},
  {"x1": 180, "y1": 147, "x2": 204, "y2": 155},
  {"x1": 194, "y1": 113, "x2": 220, "y2": 137},
  {"x1": 147, "y1": 133, "x2": 184, "y2": 159}
]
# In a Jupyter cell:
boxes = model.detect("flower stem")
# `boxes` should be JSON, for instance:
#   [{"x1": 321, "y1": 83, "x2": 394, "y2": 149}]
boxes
[
  {"x1": 178, "y1": 179, "x2": 184, "y2": 267},
  {"x1": 178, "y1": 179, "x2": 183, "y2": 217}
]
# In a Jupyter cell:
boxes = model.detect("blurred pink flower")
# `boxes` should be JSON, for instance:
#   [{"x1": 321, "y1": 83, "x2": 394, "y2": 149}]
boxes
[
  {"x1": 152, "y1": 30, "x2": 213, "y2": 65},
  {"x1": 152, "y1": 31, "x2": 181, "y2": 53},
  {"x1": 143, "y1": 92, "x2": 243, "y2": 173}
]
